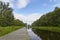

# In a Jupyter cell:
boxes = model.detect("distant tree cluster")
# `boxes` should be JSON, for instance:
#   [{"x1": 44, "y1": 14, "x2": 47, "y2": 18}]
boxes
[
  {"x1": 32, "y1": 7, "x2": 60, "y2": 27},
  {"x1": 12, "y1": 19, "x2": 25, "y2": 26},
  {"x1": 0, "y1": 1, "x2": 25, "y2": 27}
]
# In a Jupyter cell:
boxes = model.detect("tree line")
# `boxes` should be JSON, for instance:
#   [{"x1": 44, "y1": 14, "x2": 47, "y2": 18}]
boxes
[
  {"x1": 32, "y1": 7, "x2": 60, "y2": 27},
  {"x1": 0, "y1": 1, "x2": 25, "y2": 27}
]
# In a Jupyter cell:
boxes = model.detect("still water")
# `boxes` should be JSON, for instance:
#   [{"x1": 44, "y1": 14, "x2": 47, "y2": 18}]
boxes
[
  {"x1": 27, "y1": 28, "x2": 42, "y2": 40},
  {"x1": 32, "y1": 29, "x2": 60, "y2": 40}
]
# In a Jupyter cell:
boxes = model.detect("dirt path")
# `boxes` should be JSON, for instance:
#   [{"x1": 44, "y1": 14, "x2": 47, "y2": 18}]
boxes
[{"x1": 0, "y1": 27, "x2": 30, "y2": 40}]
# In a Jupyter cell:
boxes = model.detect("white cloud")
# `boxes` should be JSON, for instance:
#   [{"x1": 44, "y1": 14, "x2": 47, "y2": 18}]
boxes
[
  {"x1": 17, "y1": 0, "x2": 30, "y2": 9},
  {"x1": 26, "y1": 13, "x2": 43, "y2": 25},
  {"x1": 14, "y1": 13, "x2": 43, "y2": 25},
  {"x1": 53, "y1": 4, "x2": 60, "y2": 8},
  {"x1": 0, "y1": 0, "x2": 30, "y2": 9},
  {"x1": 0, "y1": 0, "x2": 14, "y2": 8},
  {"x1": 0, "y1": 0, "x2": 10, "y2": 2},
  {"x1": 13, "y1": 13, "x2": 26, "y2": 23}
]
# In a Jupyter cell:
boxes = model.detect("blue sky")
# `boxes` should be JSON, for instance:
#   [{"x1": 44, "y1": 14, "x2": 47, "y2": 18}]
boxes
[
  {"x1": 12, "y1": 0, "x2": 60, "y2": 15},
  {"x1": 0, "y1": 0, "x2": 60, "y2": 24}
]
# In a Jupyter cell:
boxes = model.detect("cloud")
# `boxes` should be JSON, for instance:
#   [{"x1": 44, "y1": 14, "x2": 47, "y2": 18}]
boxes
[
  {"x1": 0, "y1": 0, "x2": 10, "y2": 2},
  {"x1": 13, "y1": 13, "x2": 26, "y2": 23},
  {"x1": 0, "y1": 0, "x2": 30, "y2": 9},
  {"x1": 53, "y1": 3, "x2": 60, "y2": 8},
  {"x1": 0, "y1": 0, "x2": 14, "y2": 8},
  {"x1": 17, "y1": 0, "x2": 30, "y2": 9},
  {"x1": 26, "y1": 13, "x2": 43, "y2": 25},
  {"x1": 13, "y1": 12, "x2": 43, "y2": 25}
]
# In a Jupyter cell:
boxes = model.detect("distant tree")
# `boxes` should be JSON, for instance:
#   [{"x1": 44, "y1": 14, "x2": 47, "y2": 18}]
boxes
[{"x1": 12, "y1": 19, "x2": 25, "y2": 26}]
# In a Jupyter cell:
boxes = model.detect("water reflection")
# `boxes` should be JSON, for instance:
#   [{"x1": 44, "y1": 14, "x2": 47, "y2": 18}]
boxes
[
  {"x1": 33, "y1": 29, "x2": 60, "y2": 40},
  {"x1": 27, "y1": 28, "x2": 41, "y2": 40}
]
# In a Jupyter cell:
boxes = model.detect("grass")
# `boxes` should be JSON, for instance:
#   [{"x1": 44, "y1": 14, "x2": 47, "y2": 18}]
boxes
[
  {"x1": 0, "y1": 26, "x2": 24, "y2": 37},
  {"x1": 33, "y1": 26, "x2": 60, "y2": 33},
  {"x1": 33, "y1": 27, "x2": 60, "y2": 40}
]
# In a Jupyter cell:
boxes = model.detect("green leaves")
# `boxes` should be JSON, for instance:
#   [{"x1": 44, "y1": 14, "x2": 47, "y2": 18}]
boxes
[
  {"x1": 32, "y1": 7, "x2": 60, "y2": 27},
  {"x1": 0, "y1": 2, "x2": 14, "y2": 27},
  {"x1": 0, "y1": 1, "x2": 25, "y2": 27},
  {"x1": 12, "y1": 19, "x2": 25, "y2": 26}
]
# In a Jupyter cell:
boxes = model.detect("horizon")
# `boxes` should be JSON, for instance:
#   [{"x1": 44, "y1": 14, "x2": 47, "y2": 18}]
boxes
[{"x1": 0, "y1": 0, "x2": 60, "y2": 25}]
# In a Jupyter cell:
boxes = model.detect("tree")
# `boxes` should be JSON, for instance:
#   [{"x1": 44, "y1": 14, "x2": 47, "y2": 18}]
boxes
[
  {"x1": 12, "y1": 19, "x2": 25, "y2": 26},
  {"x1": 0, "y1": 1, "x2": 14, "y2": 27},
  {"x1": 32, "y1": 7, "x2": 60, "y2": 27}
]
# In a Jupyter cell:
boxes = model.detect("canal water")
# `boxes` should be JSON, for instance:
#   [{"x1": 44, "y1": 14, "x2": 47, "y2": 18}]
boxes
[
  {"x1": 32, "y1": 29, "x2": 60, "y2": 40},
  {"x1": 27, "y1": 28, "x2": 42, "y2": 40}
]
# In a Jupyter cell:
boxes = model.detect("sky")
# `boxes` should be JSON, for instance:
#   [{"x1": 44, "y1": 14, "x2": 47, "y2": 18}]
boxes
[{"x1": 0, "y1": 0, "x2": 60, "y2": 25}]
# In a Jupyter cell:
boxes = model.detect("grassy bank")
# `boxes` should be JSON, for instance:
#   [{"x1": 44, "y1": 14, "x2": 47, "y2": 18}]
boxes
[
  {"x1": 32, "y1": 27, "x2": 60, "y2": 33},
  {"x1": 0, "y1": 26, "x2": 24, "y2": 37}
]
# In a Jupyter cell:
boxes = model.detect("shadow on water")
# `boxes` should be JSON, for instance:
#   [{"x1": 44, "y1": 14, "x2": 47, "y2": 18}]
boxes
[
  {"x1": 32, "y1": 28, "x2": 60, "y2": 40},
  {"x1": 27, "y1": 28, "x2": 42, "y2": 40}
]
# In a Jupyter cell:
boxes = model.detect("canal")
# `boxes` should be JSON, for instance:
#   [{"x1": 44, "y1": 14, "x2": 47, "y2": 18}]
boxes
[
  {"x1": 27, "y1": 28, "x2": 42, "y2": 40},
  {"x1": 27, "y1": 27, "x2": 60, "y2": 40}
]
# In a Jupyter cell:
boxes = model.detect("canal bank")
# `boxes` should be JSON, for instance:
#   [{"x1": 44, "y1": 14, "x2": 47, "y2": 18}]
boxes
[
  {"x1": 0, "y1": 27, "x2": 30, "y2": 40},
  {"x1": 32, "y1": 28, "x2": 60, "y2": 40}
]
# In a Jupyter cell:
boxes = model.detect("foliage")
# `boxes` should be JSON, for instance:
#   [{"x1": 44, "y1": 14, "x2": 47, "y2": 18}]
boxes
[
  {"x1": 0, "y1": 1, "x2": 14, "y2": 26},
  {"x1": 0, "y1": 1, "x2": 25, "y2": 27},
  {"x1": 33, "y1": 27, "x2": 60, "y2": 33},
  {"x1": 32, "y1": 7, "x2": 60, "y2": 27},
  {"x1": 12, "y1": 19, "x2": 25, "y2": 26}
]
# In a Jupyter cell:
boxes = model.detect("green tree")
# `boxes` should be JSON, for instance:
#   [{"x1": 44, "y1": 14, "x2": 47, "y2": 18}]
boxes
[
  {"x1": 32, "y1": 7, "x2": 60, "y2": 27},
  {"x1": 0, "y1": 1, "x2": 14, "y2": 27},
  {"x1": 12, "y1": 19, "x2": 25, "y2": 26}
]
